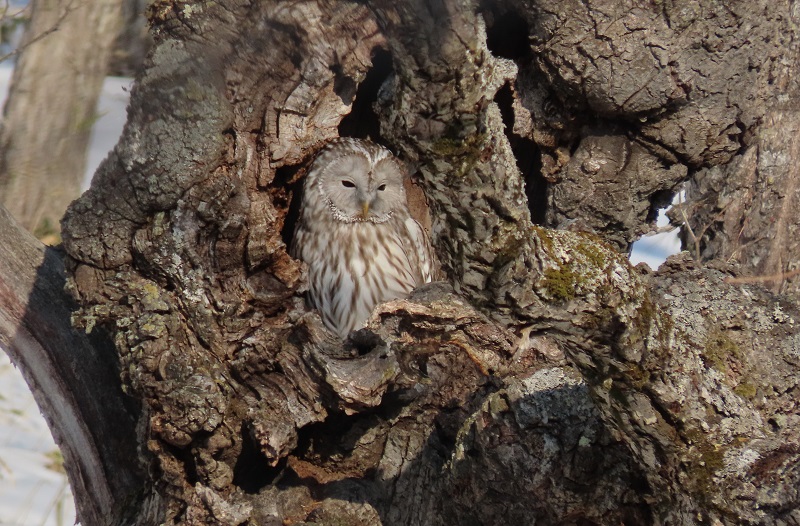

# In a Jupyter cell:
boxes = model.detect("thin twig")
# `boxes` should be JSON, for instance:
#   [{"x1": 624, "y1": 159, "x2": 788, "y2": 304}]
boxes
[
  {"x1": 676, "y1": 195, "x2": 702, "y2": 261},
  {"x1": 724, "y1": 268, "x2": 800, "y2": 285},
  {"x1": 0, "y1": 0, "x2": 78, "y2": 64},
  {"x1": 637, "y1": 224, "x2": 679, "y2": 238}
]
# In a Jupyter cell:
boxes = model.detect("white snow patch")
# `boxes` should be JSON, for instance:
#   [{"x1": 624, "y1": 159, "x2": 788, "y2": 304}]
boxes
[
  {"x1": 0, "y1": 353, "x2": 76, "y2": 526},
  {"x1": 83, "y1": 75, "x2": 133, "y2": 189}
]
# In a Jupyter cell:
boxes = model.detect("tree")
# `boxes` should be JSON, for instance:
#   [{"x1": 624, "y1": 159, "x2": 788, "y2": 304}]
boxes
[
  {"x1": 0, "y1": 0, "x2": 122, "y2": 239},
  {"x1": 1, "y1": 0, "x2": 799, "y2": 524},
  {"x1": 0, "y1": 204, "x2": 157, "y2": 526}
]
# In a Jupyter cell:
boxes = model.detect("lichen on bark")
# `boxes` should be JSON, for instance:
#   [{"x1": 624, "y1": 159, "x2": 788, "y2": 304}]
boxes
[{"x1": 53, "y1": 0, "x2": 800, "y2": 524}]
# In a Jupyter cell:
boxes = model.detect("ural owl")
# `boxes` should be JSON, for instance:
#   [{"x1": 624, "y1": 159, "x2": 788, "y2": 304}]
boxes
[{"x1": 291, "y1": 138, "x2": 434, "y2": 338}]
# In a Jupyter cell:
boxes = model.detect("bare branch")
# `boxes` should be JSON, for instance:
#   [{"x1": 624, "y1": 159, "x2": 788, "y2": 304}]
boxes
[
  {"x1": 0, "y1": 0, "x2": 77, "y2": 64},
  {"x1": 723, "y1": 267, "x2": 800, "y2": 285}
]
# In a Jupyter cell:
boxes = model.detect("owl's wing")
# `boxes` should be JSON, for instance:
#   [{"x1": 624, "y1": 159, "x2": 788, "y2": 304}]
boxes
[{"x1": 403, "y1": 216, "x2": 435, "y2": 284}]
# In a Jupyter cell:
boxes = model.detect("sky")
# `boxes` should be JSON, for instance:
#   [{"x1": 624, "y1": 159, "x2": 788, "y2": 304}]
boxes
[{"x1": 0, "y1": 60, "x2": 681, "y2": 526}]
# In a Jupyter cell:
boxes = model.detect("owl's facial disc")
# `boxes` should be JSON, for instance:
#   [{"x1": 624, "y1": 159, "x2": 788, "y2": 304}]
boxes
[
  {"x1": 318, "y1": 151, "x2": 406, "y2": 224},
  {"x1": 334, "y1": 177, "x2": 375, "y2": 221}
]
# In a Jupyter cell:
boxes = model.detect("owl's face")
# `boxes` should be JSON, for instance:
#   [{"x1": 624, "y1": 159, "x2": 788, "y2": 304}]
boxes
[{"x1": 311, "y1": 140, "x2": 407, "y2": 224}]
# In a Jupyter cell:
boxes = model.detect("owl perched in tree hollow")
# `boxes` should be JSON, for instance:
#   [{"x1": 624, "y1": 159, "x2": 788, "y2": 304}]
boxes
[{"x1": 291, "y1": 138, "x2": 434, "y2": 338}]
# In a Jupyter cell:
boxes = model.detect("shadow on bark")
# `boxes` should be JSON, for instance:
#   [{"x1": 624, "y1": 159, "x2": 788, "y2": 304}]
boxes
[{"x1": 44, "y1": 0, "x2": 800, "y2": 524}]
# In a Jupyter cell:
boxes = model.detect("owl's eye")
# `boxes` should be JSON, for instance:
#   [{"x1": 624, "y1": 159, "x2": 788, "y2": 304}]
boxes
[
  {"x1": 341, "y1": 180, "x2": 356, "y2": 188},
  {"x1": 377, "y1": 184, "x2": 387, "y2": 191}
]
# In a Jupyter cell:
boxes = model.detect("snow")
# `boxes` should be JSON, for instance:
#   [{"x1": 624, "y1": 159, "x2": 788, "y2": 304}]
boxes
[
  {"x1": 0, "y1": 61, "x2": 129, "y2": 526},
  {"x1": 0, "y1": 353, "x2": 75, "y2": 526},
  {"x1": 0, "y1": 51, "x2": 682, "y2": 525},
  {"x1": 83, "y1": 76, "x2": 132, "y2": 189}
]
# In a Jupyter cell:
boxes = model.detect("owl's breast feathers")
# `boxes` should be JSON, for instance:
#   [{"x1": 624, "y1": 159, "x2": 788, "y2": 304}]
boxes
[{"x1": 292, "y1": 211, "x2": 433, "y2": 338}]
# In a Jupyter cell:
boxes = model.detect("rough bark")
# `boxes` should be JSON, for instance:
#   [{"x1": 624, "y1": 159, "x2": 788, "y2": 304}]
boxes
[
  {"x1": 679, "y1": 111, "x2": 800, "y2": 296},
  {"x1": 0, "y1": 205, "x2": 161, "y2": 525},
  {"x1": 0, "y1": 0, "x2": 122, "y2": 239},
  {"x1": 661, "y1": 2, "x2": 800, "y2": 298},
  {"x1": 27, "y1": 0, "x2": 800, "y2": 524}
]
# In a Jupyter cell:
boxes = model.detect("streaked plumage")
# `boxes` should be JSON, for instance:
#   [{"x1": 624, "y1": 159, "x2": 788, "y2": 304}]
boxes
[{"x1": 291, "y1": 138, "x2": 434, "y2": 338}]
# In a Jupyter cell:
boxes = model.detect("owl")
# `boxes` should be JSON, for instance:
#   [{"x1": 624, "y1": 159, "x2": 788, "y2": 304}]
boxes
[{"x1": 291, "y1": 138, "x2": 434, "y2": 338}]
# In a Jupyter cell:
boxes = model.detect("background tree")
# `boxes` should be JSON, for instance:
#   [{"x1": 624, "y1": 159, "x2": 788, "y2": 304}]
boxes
[
  {"x1": 1, "y1": 0, "x2": 799, "y2": 524},
  {"x1": 109, "y1": 0, "x2": 150, "y2": 76},
  {"x1": 0, "y1": 0, "x2": 122, "y2": 240}
]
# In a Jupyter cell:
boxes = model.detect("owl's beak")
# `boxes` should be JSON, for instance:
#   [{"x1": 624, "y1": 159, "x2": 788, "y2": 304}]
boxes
[{"x1": 361, "y1": 201, "x2": 370, "y2": 218}]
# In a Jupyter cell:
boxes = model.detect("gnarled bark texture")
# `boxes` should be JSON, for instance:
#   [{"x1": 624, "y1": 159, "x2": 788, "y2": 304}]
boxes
[{"x1": 37, "y1": 0, "x2": 800, "y2": 524}]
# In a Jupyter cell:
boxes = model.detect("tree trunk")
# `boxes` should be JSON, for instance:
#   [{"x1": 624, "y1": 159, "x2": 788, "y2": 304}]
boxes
[
  {"x1": 679, "y1": 110, "x2": 800, "y2": 296},
  {"x1": 15, "y1": 0, "x2": 798, "y2": 524},
  {"x1": 0, "y1": 0, "x2": 122, "y2": 239},
  {"x1": 664, "y1": 1, "x2": 800, "y2": 298},
  {"x1": 0, "y1": 204, "x2": 161, "y2": 525}
]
